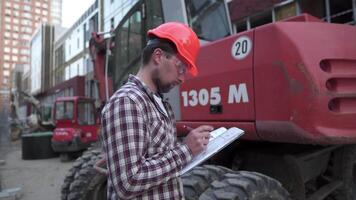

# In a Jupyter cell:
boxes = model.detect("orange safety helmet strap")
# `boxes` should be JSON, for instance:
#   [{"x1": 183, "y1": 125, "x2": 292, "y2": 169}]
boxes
[{"x1": 147, "y1": 22, "x2": 200, "y2": 76}]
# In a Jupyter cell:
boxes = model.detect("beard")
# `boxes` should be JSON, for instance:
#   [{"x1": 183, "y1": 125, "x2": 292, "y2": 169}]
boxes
[{"x1": 151, "y1": 69, "x2": 175, "y2": 93}]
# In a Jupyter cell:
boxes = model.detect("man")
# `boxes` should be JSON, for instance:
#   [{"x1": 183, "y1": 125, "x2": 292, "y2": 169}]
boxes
[{"x1": 101, "y1": 22, "x2": 213, "y2": 199}]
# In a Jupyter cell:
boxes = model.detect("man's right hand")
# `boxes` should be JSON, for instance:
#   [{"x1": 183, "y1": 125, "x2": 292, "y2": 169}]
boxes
[{"x1": 183, "y1": 125, "x2": 214, "y2": 156}]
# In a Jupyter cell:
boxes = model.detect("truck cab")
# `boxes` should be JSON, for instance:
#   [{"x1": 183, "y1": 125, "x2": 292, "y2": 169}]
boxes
[{"x1": 52, "y1": 96, "x2": 99, "y2": 160}]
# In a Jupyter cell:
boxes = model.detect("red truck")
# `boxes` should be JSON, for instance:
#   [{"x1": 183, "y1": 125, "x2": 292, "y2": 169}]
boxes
[
  {"x1": 51, "y1": 96, "x2": 100, "y2": 161},
  {"x1": 61, "y1": 1, "x2": 356, "y2": 200}
]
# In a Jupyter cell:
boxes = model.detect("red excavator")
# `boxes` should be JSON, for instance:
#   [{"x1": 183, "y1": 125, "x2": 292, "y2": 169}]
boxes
[{"x1": 61, "y1": 0, "x2": 356, "y2": 199}]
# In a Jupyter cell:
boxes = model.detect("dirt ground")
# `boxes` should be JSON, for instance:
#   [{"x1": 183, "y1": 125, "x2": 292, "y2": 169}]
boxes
[{"x1": 0, "y1": 140, "x2": 74, "y2": 200}]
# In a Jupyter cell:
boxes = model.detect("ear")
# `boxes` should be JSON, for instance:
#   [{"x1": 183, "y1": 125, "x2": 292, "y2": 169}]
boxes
[{"x1": 152, "y1": 48, "x2": 164, "y2": 65}]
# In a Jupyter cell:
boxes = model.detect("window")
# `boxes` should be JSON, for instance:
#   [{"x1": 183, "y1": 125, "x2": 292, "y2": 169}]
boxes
[
  {"x1": 110, "y1": 17, "x2": 115, "y2": 29},
  {"x1": 23, "y1": 12, "x2": 32, "y2": 18},
  {"x1": 35, "y1": 9, "x2": 41, "y2": 14},
  {"x1": 21, "y1": 49, "x2": 30, "y2": 55},
  {"x1": 235, "y1": 21, "x2": 247, "y2": 33},
  {"x1": 4, "y1": 63, "x2": 10, "y2": 69},
  {"x1": 146, "y1": 0, "x2": 164, "y2": 29},
  {"x1": 21, "y1": 56, "x2": 28, "y2": 62},
  {"x1": 43, "y1": 10, "x2": 48, "y2": 15},
  {"x1": 13, "y1": 56, "x2": 18, "y2": 61},
  {"x1": 13, "y1": 18, "x2": 19, "y2": 24},
  {"x1": 275, "y1": 1, "x2": 297, "y2": 21},
  {"x1": 250, "y1": 11, "x2": 272, "y2": 28},
  {"x1": 5, "y1": 9, "x2": 11, "y2": 15},
  {"x1": 5, "y1": 40, "x2": 11, "y2": 45},
  {"x1": 5, "y1": 17, "x2": 11, "y2": 23},
  {"x1": 55, "y1": 101, "x2": 74, "y2": 120},
  {"x1": 77, "y1": 38, "x2": 80, "y2": 48},
  {"x1": 12, "y1": 40, "x2": 19, "y2": 46},
  {"x1": 3, "y1": 70, "x2": 10, "y2": 77},
  {"x1": 24, "y1": 5, "x2": 31, "y2": 11},
  {"x1": 3, "y1": 78, "x2": 9, "y2": 84},
  {"x1": 185, "y1": 0, "x2": 231, "y2": 41},
  {"x1": 22, "y1": 34, "x2": 31, "y2": 40},
  {"x1": 13, "y1": 11, "x2": 19, "y2": 16},
  {"x1": 4, "y1": 47, "x2": 11, "y2": 53},
  {"x1": 5, "y1": 32, "x2": 11, "y2": 38},
  {"x1": 77, "y1": 101, "x2": 96, "y2": 125},
  {"x1": 22, "y1": 19, "x2": 32, "y2": 26},
  {"x1": 12, "y1": 48, "x2": 18, "y2": 54},
  {"x1": 14, "y1": 26, "x2": 19, "y2": 32},
  {"x1": 13, "y1": 4, "x2": 20, "y2": 10},
  {"x1": 4, "y1": 55, "x2": 11, "y2": 61},
  {"x1": 112, "y1": 7, "x2": 143, "y2": 88},
  {"x1": 329, "y1": 0, "x2": 354, "y2": 24}
]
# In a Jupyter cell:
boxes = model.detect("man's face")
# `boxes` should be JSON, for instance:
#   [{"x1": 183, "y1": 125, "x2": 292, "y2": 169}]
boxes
[{"x1": 151, "y1": 50, "x2": 188, "y2": 93}]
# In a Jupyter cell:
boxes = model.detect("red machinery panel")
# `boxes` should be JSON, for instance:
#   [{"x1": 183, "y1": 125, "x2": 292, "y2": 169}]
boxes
[
  {"x1": 180, "y1": 31, "x2": 255, "y2": 122},
  {"x1": 254, "y1": 16, "x2": 356, "y2": 144}
]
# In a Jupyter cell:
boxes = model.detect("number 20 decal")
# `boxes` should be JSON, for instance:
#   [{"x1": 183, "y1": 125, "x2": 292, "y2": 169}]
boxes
[{"x1": 231, "y1": 36, "x2": 252, "y2": 60}]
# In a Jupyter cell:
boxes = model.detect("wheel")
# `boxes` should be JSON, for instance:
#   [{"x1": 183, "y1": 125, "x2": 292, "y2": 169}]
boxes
[
  {"x1": 67, "y1": 150, "x2": 106, "y2": 200},
  {"x1": 199, "y1": 171, "x2": 291, "y2": 200},
  {"x1": 61, "y1": 149, "x2": 102, "y2": 200},
  {"x1": 330, "y1": 145, "x2": 356, "y2": 200},
  {"x1": 60, "y1": 152, "x2": 83, "y2": 162},
  {"x1": 84, "y1": 170, "x2": 107, "y2": 200},
  {"x1": 182, "y1": 165, "x2": 233, "y2": 200}
]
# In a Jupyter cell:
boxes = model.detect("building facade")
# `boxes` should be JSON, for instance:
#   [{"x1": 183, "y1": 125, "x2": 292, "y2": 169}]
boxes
[
  {"x1": 228, "y1": 0, "x2": 356, "y2": 33},
  {"x1": 0, "y1": 0, "x2": 62, "y2": 108},
  {"x1": 102, "y1": 0, "x2": 138, "y2": 32},
  {"x1": 30, "y1": 24, "x2": 54, "y2": 95},
  {"x1": 49, "y1": 0, "x2": 99, "y2": 105}
]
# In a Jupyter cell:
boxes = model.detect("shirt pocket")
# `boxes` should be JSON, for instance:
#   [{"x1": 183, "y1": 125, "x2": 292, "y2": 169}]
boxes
[{"x1": 149, "y1": 120, "x2": 173, "y2": 150}]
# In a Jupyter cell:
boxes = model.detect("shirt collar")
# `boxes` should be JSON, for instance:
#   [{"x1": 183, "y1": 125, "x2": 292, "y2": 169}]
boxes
[{"x1": 128, "y1": 74, "x2": 163, "y2": 100}]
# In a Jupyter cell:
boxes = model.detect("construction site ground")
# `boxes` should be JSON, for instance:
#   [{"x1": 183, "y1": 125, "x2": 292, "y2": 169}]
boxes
[{"x1": 0, "y1": 112, "x2": 73, "y2": 200}]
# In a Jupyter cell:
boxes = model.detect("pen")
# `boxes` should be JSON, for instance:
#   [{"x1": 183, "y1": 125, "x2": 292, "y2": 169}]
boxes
[
  {"x1": 183, "y1": 125, "x2": 212, "y2": 140},
  {"x1": 183, "y1": 125, "x2": 194, "y2": 132}
]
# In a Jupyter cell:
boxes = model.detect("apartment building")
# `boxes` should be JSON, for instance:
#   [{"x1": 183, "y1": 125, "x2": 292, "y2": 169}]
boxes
[{"x1": 0, "y1": 0, "x2": 62, "y2": 108}]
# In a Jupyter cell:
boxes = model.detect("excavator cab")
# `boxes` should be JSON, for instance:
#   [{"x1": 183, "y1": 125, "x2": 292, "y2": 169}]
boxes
[{"x1": 51, "y1": 96, "x2": 100, "y2": 161}]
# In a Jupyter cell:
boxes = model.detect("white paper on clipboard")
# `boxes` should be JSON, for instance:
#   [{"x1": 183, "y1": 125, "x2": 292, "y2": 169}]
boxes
[{"x1": 180, "y1": 127, "x2": 244, "y2": 176}]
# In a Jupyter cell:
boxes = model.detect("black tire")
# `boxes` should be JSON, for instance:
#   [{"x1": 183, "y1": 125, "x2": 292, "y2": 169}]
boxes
[
  {"x1": 331, "y1": 145, "x2": 356, "y2": 200},
  {"x1": 61, "y1": 149, "x2": 103, "y2": 200},
  {"x1": 67, "y1": 150, "x2": 106, "y2": 200},
  {"x1": 182, "y1": 165, "x2": 234, "y2": 200},
  {"x1": 84, "y1": 170, "x2": 107, "y2": 200},
  {"x1": 199, "y1": 171, "x2": 291, "y2": 200}
]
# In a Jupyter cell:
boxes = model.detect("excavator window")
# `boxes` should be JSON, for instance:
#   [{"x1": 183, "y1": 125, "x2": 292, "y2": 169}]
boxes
[
  {"x1": 185, "y1": 0, "x2": 231, "y2": 41},
  {"x1": 55, "y1": 101, "x2": 74, "y2": 120},
  {"x1": 77, "y1": 101, "x2": 95, "y2": 125}
]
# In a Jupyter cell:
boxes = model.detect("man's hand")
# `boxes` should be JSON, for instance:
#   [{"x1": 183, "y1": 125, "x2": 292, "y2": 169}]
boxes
[{"x1": 183, "y1": 125, "x2": 214, "y2": 156}]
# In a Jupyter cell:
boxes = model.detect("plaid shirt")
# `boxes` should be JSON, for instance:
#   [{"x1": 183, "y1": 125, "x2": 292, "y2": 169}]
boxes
[{"x1": 101, "y1": 75, "x2": 193, "y2": 200}]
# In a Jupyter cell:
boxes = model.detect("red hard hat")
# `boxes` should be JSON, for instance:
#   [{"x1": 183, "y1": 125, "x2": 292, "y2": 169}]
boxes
[{"x1": 147, "y1": 22, "x2": 200, "y2": 76}]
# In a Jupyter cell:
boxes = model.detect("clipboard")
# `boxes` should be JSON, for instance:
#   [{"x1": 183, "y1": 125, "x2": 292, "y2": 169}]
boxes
[{"x1": 180, "y1": 127, "x2": 244, "y2": 176}]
